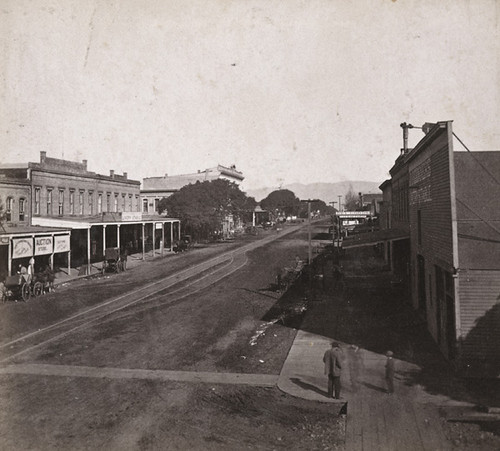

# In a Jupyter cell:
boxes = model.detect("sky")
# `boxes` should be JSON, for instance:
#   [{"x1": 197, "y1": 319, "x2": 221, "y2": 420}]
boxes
[{"x1": 1, "y1": 0, "x2": 499, "y2": 192}]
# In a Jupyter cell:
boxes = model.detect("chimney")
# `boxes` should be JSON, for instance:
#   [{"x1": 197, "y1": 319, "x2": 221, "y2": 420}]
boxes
[
  {"x1": 82, "y1": 159, "x2": 87, "y2": 170},
  {"x1": 110, "y1": 170, "x2": 114, "y2": 178},
  {"x1": 400, "y1": 122, "x2": 414, "y2": 154},
  {"x1": 123, "y1": 172, "x2": 127, "y2": 179},
  {"x1": 40, "y1": 151, "x2": 47, "y2": 163}
]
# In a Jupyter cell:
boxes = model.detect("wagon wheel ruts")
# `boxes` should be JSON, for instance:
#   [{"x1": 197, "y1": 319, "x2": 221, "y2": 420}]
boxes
[
  {"x1": 21, "y1": 282, "x2": 31, "y2": 301},
  {"x1": 33, "y1": 281, "x2": 44, "y2": 297}
]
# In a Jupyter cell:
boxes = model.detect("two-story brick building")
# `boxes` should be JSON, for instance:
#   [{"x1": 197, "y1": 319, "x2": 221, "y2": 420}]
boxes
[{"x1": 0, "y1": 152, "x2": 181, "y2": 278}]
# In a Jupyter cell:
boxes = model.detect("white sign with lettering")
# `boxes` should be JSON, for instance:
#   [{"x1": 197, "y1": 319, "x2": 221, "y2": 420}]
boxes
[
  {"x1": 12, "y1": 238, "x2": 33, "y2": 259},
  {"x1": 35, "y1": 236, "x2": 53, "y2": 256},
  {"x1": 122, "y1": 212, "x2": 143, "y2": 221},
  {"x1": 54, "y1": 235, "x2": 70, "y2": 253}
]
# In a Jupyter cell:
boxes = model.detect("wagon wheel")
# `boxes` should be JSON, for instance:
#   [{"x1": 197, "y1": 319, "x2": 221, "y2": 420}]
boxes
[
  {"x1": 21, "y1": 282, "x2": 31, "y2": 301},
  {"x1": 33, "y1": 281, "x2": 43, "y2": 297}
]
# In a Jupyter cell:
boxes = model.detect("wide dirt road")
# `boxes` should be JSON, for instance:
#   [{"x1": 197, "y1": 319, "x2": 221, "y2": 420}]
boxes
[{"x1": 0, "y1": 225, "x2": 344, "y2": 450}]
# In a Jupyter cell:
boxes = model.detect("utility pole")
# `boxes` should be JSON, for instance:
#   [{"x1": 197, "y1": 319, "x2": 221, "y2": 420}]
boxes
[
  {"x1": 329, "y1": 201, "x2": 337, "y2": 246},
  {"x1": 308, "y1": 200, "x2": 312, "y2": 265}
]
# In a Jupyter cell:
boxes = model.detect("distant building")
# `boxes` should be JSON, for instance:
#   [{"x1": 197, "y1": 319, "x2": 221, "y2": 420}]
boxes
[
  {"x1": 358, "y1": 192, "x2": 383, "y2": 216},
  {"x1": 344, "y1": 121, "x2": 500, "y2": 376},
  {"x1": 141, "y1": 164, "x2": 244, "y2": 214}
]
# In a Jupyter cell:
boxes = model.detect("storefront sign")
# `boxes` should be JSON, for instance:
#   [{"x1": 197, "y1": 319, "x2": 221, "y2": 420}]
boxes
[
  {"x1": 12, "y1": 238, "x2": 33, "y2": 259},
  {"x1": 122, "y1": 212, "x2": 142, "y2": 222},
  {"x1": 155, "y1": 223, "x2": 163, "y2": 229},
  {"x1": 35, "y1": 236, "x2": 53, "y2": 256},
  {"x1": 54, "y1": 235, "x2": 70, "y2": 253}
]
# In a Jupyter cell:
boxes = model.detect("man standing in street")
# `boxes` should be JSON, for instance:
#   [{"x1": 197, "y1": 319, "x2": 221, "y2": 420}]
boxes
[
  {"x1": 385, "y1": 350, "x2": 395, "y2": 394},
  {"x1": 323, "y1": 341, "x2": 342, "y2": 399}
]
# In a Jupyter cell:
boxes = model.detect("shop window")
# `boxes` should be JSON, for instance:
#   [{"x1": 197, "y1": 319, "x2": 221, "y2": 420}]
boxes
[
  {"x1": 6, "y1": 197, "x2": 13, "y2": 221},
  {"x1": 19, "y1": 198, "x2": 26, "y2": 221}
]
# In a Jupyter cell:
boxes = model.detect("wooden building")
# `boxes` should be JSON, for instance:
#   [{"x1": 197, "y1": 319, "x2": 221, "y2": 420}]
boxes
[{"x1": 345, "y1": 121, "x2": 500, "y2": 376}]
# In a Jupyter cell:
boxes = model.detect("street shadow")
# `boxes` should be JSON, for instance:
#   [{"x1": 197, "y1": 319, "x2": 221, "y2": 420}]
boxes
[
  {"x1": 259, "y1": 245, "x2": 500, "y2": 408},
  {"x1": 290, "y1": 377, "x2": 329, "y2": 398},
  {"x1": 362, "y1": 382, "x2": 387, "y2": 393}
]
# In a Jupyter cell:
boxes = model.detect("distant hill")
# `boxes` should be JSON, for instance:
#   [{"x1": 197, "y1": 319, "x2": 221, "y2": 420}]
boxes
[{"x1": 245, "y1": 181, "x2": 382, "y2": 203}]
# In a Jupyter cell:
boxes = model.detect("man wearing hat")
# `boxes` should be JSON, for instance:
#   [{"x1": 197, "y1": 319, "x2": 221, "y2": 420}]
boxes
[{"x1": 323, "y1": 341, "x2": 342, "y2": 399}]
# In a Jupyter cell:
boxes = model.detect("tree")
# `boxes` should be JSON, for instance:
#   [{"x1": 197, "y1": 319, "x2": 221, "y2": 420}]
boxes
[
  {"x1": 344, "y1": 185, "x2": 358, "y2": 211},
  {"x1": 260, "y1": 189, "x2": 301, "y2": 218},
  {"x1": 297, "y1": 199, "x2": 334, "y2": 218},
  {"x1": 157, "y1": 180, "x2": 256, "y2": 240}
]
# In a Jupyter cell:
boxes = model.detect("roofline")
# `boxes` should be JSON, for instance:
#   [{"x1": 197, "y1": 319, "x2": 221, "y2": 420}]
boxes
[
  {"x1": 29, "y1": 166, "x2": 140, "y2": 185},
  {"x1": 406, "y1": 121, "x2": 452, "y2": 164}
]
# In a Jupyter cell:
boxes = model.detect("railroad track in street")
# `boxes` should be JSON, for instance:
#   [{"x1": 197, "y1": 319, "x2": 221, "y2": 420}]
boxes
[{"x1": 0, "y1": 224, "x2": 305, "y2": 364}]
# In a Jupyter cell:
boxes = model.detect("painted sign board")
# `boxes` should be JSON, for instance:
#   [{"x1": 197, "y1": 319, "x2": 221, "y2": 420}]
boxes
[
  {"x1": 35, "y1": 236, "x2": 53, "y2": 256},
  {"x1": 54, "y1": 235, "x2": 70, "y2": 253},
  {"x1": 12, "y1": 238, "x2": 33, "y2": 259},
  {"x1": 122, "y1": 212, "x2": 142, "y2": 222}
]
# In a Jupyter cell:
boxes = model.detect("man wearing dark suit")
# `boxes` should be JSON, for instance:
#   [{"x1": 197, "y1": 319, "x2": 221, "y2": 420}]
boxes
[{"x1": 323, "y1": 341, "x2": 342, "y2": 399}]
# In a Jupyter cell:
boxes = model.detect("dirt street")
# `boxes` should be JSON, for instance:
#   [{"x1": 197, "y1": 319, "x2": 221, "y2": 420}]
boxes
[{"x1": 0, "y1": 225, "x2": 345, "y2": 450}]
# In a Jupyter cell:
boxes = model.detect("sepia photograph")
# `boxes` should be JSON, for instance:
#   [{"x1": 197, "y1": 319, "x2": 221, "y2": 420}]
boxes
[{"x1": 1, "y1": 0, "x2": 499, "y2": 449}]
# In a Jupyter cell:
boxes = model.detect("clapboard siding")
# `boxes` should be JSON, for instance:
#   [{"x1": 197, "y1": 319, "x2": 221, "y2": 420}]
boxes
[{"x1": 459, "y1": 270, "x2": 500, "y2": 361}]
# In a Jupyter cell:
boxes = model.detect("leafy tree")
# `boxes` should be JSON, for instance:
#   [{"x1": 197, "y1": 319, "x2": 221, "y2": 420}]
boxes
[
  {"x1": 157, "y1": 180, "x2": 256, "y2": 240},
  {"x1": 298, "y1": 199, "x2": 334, "y2": 218},
  {"x1": 344, "y1": 185, "x2": 359, "y2": 211},
  {"x1": 260, "y1": 189, "x2": 301, "y2": 217}
]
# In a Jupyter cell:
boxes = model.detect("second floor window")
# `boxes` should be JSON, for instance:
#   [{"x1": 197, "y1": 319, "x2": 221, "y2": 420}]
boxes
[
  {"x1": 129, "y1": 195, "x2": 133, "y2": 211},
  {"x1": 106, "y1": 194, "x2": 111, "y2": 212},
  {"x1": 114, "y1": 194, "x2": 118, "y2": 212},
  {"x1": 58, "y1": 189, "x2": 64, "y2": 216},
  {"x1": 6, "y1": 197, "x2": 13, "y2": 221},
  {"x1": 79, "y1": 191, "x2": 84, "y2": 215},
  {"x1": 34, "y1": 188, "x2": 40, "y2": 215},
  {"x1": 143, "y1": 198, "x2": 148, "y2": 213},
  {"x1": 89, "y1": 191, "x2": 94, "y2": 215},
  {"x1": 98, "y1": 193, "x2": 103, "y2": 213},
  {"x1": 122, "y1": 194, "x2": 126, "y2": 211},
  {"x1": 47, "y1": 189, "x2": 53, "y2": 215},
  {"x1": 70, "y1": 191, "x2": 75, "y2": 215},
  {"x1": 19, "y1": 198, "x2": 25, "y2": 221}
]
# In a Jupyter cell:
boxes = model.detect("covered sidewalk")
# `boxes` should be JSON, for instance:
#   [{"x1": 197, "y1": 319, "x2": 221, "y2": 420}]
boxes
[{"x1": 32, "y1": 213, "x2": 181, "y2": 276}]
